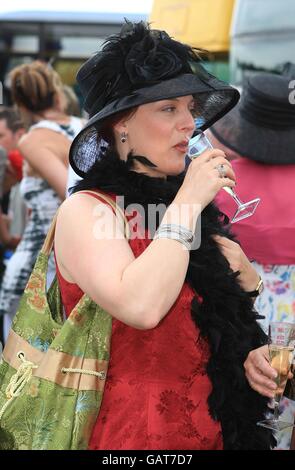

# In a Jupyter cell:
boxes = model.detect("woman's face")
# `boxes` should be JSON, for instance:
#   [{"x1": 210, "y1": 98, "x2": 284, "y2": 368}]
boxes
[{"x1": 115, "y1": 95, "x2": 196, "y2": 178}]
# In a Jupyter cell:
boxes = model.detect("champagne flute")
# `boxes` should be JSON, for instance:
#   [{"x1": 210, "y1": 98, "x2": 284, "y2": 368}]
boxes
[
  {"x1": 188, "y1": 131, "x2": 260, "y2": 223},
  {"x1": 257, "y1": 321, "x2": 295, "y2": 431}
]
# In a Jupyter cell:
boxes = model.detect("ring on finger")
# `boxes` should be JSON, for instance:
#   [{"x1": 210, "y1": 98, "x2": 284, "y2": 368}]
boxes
[{"x1": 215, "y1": 163, "x2": 227, "y2": 178}]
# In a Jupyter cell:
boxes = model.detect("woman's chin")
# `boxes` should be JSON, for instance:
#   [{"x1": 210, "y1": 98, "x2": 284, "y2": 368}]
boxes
[{"x1": 167, "y1": 160, "x2": 186, "y2": 176}]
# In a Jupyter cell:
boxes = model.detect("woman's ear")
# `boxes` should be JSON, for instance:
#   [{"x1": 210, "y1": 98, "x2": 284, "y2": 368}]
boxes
[{"x1": 113, "y1": 121, "x2": 128, "y2": 135}]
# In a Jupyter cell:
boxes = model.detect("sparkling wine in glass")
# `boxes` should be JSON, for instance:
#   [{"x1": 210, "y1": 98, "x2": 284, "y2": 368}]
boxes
[
  {"x1": 257, "y1": 321, "x2": 295, "y2": 431},
  {"x1": 283, "y1": 359, "x2": 295, "y2": 400},
  {"x1": 188, "y1": 132, "x2": 260, "y2": 223}
]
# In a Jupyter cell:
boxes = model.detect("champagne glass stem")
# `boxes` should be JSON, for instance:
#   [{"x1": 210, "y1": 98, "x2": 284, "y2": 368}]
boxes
[{"x1": 224, "y1": 187, "x2": 243, "y2": 205}]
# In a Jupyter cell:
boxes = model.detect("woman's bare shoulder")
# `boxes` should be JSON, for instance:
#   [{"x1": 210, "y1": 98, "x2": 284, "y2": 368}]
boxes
[
  {"x1": 19, "y1": 127, "x2": 66, "y2": 149},
  {"x1": 58, "y1": 191, "x2": 114, "y2": 224}
]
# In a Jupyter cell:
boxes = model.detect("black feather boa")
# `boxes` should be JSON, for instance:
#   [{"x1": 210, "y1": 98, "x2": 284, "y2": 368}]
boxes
[{"x1": 74, "y1": 150, "x2": 274, "y2": 450}]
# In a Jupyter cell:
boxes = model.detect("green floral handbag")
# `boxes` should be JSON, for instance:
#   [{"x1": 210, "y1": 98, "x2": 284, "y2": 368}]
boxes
[{"x1": 0, "y1": 191, "x2": 129, "y2": 450}]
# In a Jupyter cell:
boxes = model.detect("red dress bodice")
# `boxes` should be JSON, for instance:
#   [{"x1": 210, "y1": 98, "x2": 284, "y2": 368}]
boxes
[{"x1": 55, "y1": 192, "x2": 223, "y2": 450}]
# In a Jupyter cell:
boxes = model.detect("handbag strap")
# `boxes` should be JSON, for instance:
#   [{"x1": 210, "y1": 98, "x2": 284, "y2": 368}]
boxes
[
  {"x1": 82, "y1": 190, "x2": 130, "y2": 240},
  {"x1": 42, "y1": 211, "x2": 59, "y2": 256},
  {"x1": 41, "y1": 190, "x2": 130, "y2": 256}
]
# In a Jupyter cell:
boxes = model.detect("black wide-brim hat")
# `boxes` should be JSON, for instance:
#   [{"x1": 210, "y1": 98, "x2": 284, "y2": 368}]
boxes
[
  {"x1": 211, "y1": 72, "x2": 295, "y2": 164},
  {"x1": 70, "y1": 21, "x2": 240, "y2": 177}
]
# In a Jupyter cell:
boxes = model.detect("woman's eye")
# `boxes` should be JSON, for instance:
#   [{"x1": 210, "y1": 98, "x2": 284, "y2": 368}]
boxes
[{"x1": 162, "y1": 106, "x2": 175, "y2": 112}]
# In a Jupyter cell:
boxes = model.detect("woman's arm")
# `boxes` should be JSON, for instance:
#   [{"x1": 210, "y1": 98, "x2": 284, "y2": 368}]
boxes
[
  {"x1": 55, "y1": 194, "x2": 194, "y2": 330},
  {"x1": 18, "y1": 130, "x2": 69, "y2": 200}
]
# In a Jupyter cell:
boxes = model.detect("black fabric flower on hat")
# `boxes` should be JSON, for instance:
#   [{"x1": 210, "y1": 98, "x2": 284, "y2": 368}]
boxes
[
  {"x1": 78, "y1": 21, "x2": 196, "y2": 117},
  {"x1": 125, "y1": 33, "x2": 184, "y2": 85}
]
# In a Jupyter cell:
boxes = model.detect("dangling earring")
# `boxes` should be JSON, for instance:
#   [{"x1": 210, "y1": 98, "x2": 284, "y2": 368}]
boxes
[{"x1": 120, "y1": 132, "x2": 127, "y2": 143}]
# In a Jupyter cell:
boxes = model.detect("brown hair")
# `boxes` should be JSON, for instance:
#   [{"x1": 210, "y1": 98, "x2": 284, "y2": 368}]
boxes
[
  {"x1": 98, "y1": 107, "x2": 138, "y2": 146},
  {"x1": 10, "y1": 61, "x2": 63, "y2": 113},
  {"x1": 0, "y1": 106, "x2": 24, "y2": 132},
  {"x1": 63, "y1": 85, "x2": 81, "y2": 117}
]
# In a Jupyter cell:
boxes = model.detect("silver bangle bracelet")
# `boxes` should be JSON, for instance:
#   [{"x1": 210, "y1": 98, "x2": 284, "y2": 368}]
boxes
[
  {"x1": 154, "y1": 224, "x2": 195, "y2": 250},
  {"x1": 153, "y1": 231, "x2": 191, "y2": 250},
  {"x1": 158, "y1": 224, "x2": 195, "y2": 243}
]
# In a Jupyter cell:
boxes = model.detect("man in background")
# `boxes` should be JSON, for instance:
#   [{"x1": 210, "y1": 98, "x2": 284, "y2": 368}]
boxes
[
  {"x1": 0, "y1": 107, "x2": 26, "y2": 247},
  {"x1": 0, "y1": 107, "x2": 26, "y2": 344}
]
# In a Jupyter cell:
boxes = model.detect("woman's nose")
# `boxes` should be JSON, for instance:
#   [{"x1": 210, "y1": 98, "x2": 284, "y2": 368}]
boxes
[{"x1": 178, "y1": 110, "x2": 195, "y2": 134}]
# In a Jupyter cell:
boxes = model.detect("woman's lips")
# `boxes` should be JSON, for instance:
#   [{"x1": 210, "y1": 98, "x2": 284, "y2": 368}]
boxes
[{"x1": 173, "y1": 144, "x2": 188, "y2": 153}]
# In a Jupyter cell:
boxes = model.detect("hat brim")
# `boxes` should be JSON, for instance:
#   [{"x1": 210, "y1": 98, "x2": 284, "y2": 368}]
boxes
[
  {"x1": 211, "y1": 106, "x2": 295, "y2": 165},
  {"x1": 70, "y1": 73, "x2": 239, "y2": 177}
]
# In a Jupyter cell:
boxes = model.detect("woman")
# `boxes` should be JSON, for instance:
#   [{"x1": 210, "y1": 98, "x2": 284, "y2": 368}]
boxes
[
  {"x1": 212, "y1": 71, "x2": 295, "y2": 333},
  {"x1": 55, "y1": 21, "x2": 273, "y2": 450},
  {"x1": 213, "y1": 71, "x2": 295, "y2": 449},
  {"x1": 0, "y1": 61, "x2": 83, "y2": 340}
]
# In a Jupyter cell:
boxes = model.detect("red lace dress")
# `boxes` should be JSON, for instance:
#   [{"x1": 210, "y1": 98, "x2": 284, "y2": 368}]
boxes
[{"x1": 55, "y1": 193, "x2": 223, "y2": 450}]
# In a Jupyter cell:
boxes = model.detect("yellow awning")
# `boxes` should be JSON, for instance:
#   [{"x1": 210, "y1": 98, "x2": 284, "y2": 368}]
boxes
[{"x1": 149, "y1": 0, "x2": 235, "y2": 52}]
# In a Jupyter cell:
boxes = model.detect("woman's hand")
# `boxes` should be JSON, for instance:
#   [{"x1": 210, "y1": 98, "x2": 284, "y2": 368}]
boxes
[
  {"x1": 244, "y1": 346, "x2": 277, "y2": 398},
  {"x1": 244, "y1": 345, "x2": 293, "y2": 398},
  {"x1": 175, "y1": 149, "x2": 236, "y2": 211},
  {"x1": 213, "y1": 235, "x2": 260, "y2": 292}
]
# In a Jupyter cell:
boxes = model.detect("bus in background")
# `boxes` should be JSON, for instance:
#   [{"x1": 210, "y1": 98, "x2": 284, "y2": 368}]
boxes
[{"x1": 0, "y1": 8, "x2": 147, "y2": 105}]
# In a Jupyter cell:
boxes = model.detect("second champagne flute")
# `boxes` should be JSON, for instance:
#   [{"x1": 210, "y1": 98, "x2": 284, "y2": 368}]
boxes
[{"x1": 257, "y1": 321, "x2": 295, "y2": 432}]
